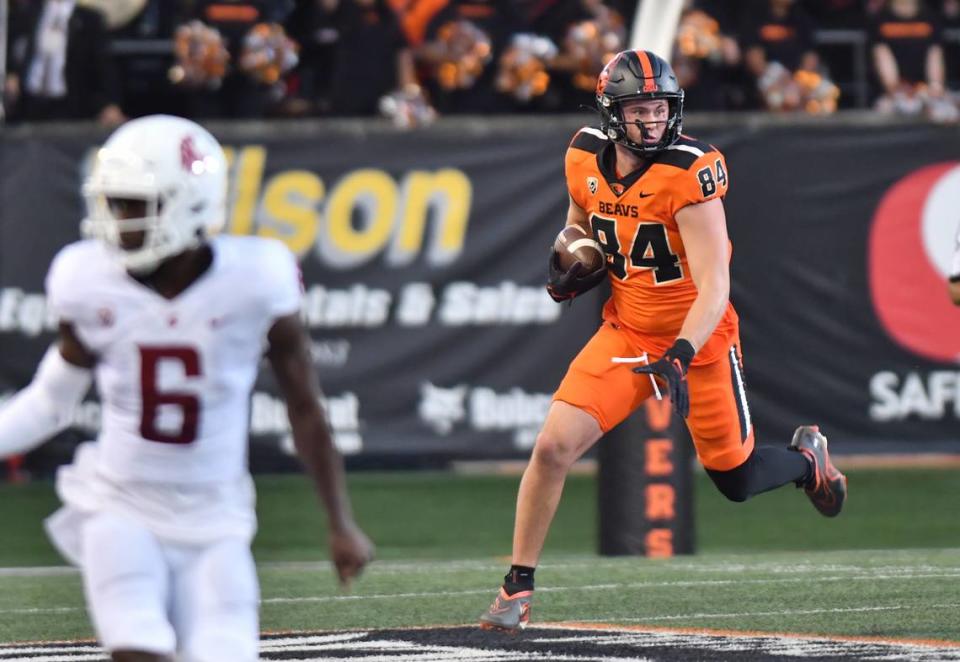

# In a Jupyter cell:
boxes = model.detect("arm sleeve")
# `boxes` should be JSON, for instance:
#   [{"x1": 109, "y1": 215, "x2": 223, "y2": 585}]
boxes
[
  {"x1": 0, "y1": 346, "x2": 92, "y2": 459},
  {"x1": 669, "y1": 149, "x2": 730, "y2": 215}
]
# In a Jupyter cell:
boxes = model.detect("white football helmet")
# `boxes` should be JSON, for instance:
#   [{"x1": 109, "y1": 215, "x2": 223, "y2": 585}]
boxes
[{"x1": 82, "y1": 114, "x2": 227, "y2": 274}]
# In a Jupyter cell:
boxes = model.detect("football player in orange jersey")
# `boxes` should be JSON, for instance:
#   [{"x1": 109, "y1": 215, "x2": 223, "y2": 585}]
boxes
[{"x1": 480, "y1": 49, "x2": 848, "y2": 633}]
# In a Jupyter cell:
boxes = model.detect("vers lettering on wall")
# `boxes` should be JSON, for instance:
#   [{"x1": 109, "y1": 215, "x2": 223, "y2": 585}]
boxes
[
  {"x1": 598, "y1": 396, "x2": 696, "y2": 557},
  {"x1": 222, "y1": 146, "x2": 472, "y2": 266}
]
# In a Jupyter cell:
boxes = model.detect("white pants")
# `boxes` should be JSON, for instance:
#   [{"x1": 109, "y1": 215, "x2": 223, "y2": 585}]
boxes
[{"x1": 80, "y1": 511, "x2": 259, "y2": 661}]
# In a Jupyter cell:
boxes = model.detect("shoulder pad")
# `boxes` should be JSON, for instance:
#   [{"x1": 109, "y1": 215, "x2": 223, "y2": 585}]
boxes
[
  {"x1": 657, "y1": 137, "x2": 718, "y2": 170},
  {"x1": 568, "y1": 127, "x2": 607, "y2": 155}
]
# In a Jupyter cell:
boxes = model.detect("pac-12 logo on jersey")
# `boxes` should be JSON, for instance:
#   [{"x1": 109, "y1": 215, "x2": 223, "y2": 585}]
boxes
[
  {"x1": 97, "y1": 307, "x2": 115, "y2": 327},
  {"x1": 587, "y1": 177, "x2": 598, "y2": 195}
]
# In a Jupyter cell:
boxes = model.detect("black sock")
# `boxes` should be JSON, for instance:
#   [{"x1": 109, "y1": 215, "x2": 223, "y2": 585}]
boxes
[
  {"x1": 706, "y1": 446, "x2": 812, "y2": 502},
  {"x1": 503, "y1": 565, "x2": 535, "y2": 595}
]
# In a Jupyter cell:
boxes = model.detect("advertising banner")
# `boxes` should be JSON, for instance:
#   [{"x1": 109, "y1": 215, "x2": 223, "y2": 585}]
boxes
[
  {"x1": 1, "y1": 117, "x2": 958, "y2": 473},
  {"x1": 0, "y1": 120, "x2": 602, "y2": 470}
]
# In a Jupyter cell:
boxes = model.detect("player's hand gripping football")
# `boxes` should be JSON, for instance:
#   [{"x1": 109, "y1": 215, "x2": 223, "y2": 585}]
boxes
[
  {"x1": 329, "y1": 522, "x2": 375, "y2": 589},
  {"x1": 546, "y1": 248, "x2": 606, "y2": 302},
  {"x1": 633, "y1": 339, "x2": 696, "y2": 418}
]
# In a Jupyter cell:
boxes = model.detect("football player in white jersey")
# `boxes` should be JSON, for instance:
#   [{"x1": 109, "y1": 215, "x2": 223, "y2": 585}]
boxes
[{"x1": 0, "y1": 115, "x2": 374, "y2": 662}]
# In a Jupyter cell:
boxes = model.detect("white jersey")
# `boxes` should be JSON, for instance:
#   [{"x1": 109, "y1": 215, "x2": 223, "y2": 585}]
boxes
[
  {"x1": 44, "y1": 235, "x2": 301, "y2": 557},
  {"x1": 45, "y1": 235, "x2": 302, "y2": 484}
]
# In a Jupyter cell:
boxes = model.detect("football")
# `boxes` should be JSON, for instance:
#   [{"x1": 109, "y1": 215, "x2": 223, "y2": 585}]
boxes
[{"x1": 554, "y1": 225, "x2": 605, "y2": 273}]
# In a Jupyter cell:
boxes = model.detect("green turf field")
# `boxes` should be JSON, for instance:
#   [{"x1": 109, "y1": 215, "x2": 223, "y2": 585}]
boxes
[{"x1": 1, "y1": 468, "x2": 958, "y2": 644}]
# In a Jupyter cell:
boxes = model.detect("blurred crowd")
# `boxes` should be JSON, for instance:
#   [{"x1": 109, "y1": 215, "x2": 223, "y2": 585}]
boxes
[
  {"x1": 679, "y1": 0, "x2": 959, "y2": 121},
  {"x1": 2, "y1": 0, "x2": 958, "y2": 128}
]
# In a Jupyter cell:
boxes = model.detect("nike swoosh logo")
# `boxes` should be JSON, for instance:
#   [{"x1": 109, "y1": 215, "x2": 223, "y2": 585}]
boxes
[{"x1": 638, "y1": 192, "x2": 654, "y2": 198}]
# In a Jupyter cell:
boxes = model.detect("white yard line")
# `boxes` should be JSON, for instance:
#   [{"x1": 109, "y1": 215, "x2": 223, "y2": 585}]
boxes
[
  {"x1": 258, "y1": 572, "x2": 960, "y2": 605},
  {"x1": 572, "y1": 602, "x2": 960, "y2": 623},
  {"x1": 3, "y1": 571, "x2": 960, "y2": 615},
  {"x1": 0, "y1": 606, "x2": 83, "y2": 614},
  {"x1": 0, "y1": 567, "x2": 79, "y2": 577},
  {"x1": 4, "y1": 552, "x2": 959, "y2": 578}
]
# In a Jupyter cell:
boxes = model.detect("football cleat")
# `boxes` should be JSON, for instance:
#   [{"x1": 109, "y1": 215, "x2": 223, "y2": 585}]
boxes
[
  {"x1": 479, "y1": 587, "x2": 532, "y2": 632},
  {"x1": 790, "y1": 425, "x2": 847, "y2": 517}
]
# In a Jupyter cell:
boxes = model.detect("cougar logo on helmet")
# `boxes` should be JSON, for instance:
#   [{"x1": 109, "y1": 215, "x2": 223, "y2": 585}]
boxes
[{"x1": 180, "y1": 135, "x2": 205, "y2": 174}]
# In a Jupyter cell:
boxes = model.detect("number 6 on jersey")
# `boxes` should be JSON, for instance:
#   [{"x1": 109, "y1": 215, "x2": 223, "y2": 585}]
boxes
[{"x1": 139, "y1": 346, "x2": 202, "y2": 445}]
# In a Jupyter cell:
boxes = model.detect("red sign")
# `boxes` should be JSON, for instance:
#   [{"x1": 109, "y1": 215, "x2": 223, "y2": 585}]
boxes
[{"x1": 869, "y1": 162, "x2": 960, "y2": 363}]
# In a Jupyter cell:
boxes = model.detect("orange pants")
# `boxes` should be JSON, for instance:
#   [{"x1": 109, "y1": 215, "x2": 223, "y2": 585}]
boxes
[{"x1": 554, "y1": 321, "x2": 755, "y2": 471}]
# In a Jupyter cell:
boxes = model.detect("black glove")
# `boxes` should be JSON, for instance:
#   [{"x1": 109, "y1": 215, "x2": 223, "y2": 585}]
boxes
[
  {"x1": 633, "y1": 339, "x2": 696, "y2": 418},
  {"x1": 546, "y1": 248, "x2": 606, "y2": 303}
]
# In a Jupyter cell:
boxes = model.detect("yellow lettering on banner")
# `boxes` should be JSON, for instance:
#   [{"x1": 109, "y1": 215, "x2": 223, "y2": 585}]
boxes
[
  {"x1": 217, "y1": 157, "x2": 474, "y2": 265},
  {"x1": 227, "y1": 146, "x2": 266, "y2": 236},
  {"x1": 260, "y1": 171, "x2": 323, "y2": 256},
  {"x1": 645, "y1": 529, "x2": 674, "y2": 557},
  {"x1": 395, "y1": 169, "x2": 471, "y2": 263},
  {"x1": 327, "y1": 169, "x2": 397, "y2": 254}
]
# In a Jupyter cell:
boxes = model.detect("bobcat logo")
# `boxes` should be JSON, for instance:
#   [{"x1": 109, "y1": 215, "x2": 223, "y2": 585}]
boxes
[
  {"x1": 418, "y1": 382, "x2": 467, "y2": 435},
  {"x1": 587, "y1": 177, "x2": 598, "y2": 195}
]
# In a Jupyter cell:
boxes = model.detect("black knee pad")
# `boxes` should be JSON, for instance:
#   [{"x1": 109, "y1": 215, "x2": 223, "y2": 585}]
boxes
[{"x1": 705, "y1": 454, "x2": 756, "y2": 503}]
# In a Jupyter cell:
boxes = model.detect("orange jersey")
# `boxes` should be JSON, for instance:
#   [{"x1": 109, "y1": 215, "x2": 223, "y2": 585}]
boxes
[{"x1": 565, "y1": 126, "x2": 739, "y2": 365}]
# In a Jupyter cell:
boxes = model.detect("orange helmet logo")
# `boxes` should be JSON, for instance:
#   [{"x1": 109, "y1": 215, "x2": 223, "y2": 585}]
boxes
[{"x1": 596, "y1": 52, "x2": 624, "y2": 95}]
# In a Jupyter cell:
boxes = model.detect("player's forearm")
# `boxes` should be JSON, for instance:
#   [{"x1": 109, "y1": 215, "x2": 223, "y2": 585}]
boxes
[
  {"x1": 0, "y1": 386, "x2": 66, "y2": 458},
  {"x1": 0, "y1": 347, "x2": 91, "y2": 459},
  {"x1": 289, "y1": 406, "x2": 356, "y2": 533},
  {"x1": 926, "y1": 45, "x2": 945, "y2": 91},
  {"x1": 677, "y1": 278, "x2": 729, "y2": 352},
  {"x1": 397, "y1": 49, "x2": 417, "y2": 89},
  {"x1": 745, "y1": 47, "x2": 766, "y2": 78},
  {"x1": 873, "y1": 45, "x2": 900, "y2": 92}
]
